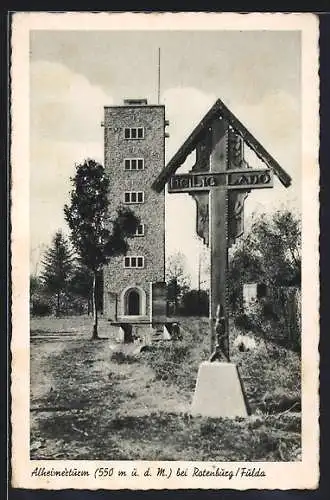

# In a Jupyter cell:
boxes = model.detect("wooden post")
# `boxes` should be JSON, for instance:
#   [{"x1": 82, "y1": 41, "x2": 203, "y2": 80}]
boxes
[{"x1": 209, "y1": 118, "x2": 229, "y2": 356}]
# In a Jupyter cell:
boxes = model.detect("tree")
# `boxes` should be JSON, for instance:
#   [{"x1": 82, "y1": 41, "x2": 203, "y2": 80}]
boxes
[
  {"x1": 40, "y1": 230, "x2": 75, "y2": 316},
  {"x1": 30, "y1": 274, "x2": 41, "y2": 297},
  {"x1": 68, "y1": 261, "x2": 94, "y2": 314},
  {"x1": 30, "y1": 274, "x2": 48, "y2": 316},
  {"x1": 64, "y1": 159, "x2": 139, "y2": 339},
  {"x1": 247, "y1": 209, "x2": 301, "y2": 286},
  {"x1": 166, "y1": 252, "x2": 191, "y2": 314},
  {"x1": 228, "y1": 208, "x2": 301, "y2": 310},
  {"x1": 228, "y1": 209, "x2": 302, "y2": 351},
  {"x1": 181, "y1": 289, "x2": 209, "y2": 316}
]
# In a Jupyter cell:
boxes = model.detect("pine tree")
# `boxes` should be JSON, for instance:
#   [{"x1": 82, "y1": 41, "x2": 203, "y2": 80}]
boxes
[
  {"x1": 41, "y1": 230, "x2": 75, "y2": 316},
  {"x1": 64, "y1": 159, "x2": 139, "y2": 339},
  {"x1": 68, "y1": 260, "x2": 94, "y2": 314}
]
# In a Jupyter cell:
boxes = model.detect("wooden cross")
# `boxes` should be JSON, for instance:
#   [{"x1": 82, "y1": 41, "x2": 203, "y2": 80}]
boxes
[
  {"x1": 152, "y1": 99, "x2": 291, "y2": 361},
  {"x1": 168, "y1": 122, "x2": 274, "y2": 360}
]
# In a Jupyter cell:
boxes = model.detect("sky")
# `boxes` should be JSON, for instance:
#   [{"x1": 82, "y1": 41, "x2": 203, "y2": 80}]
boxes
[{"x1": 29, "y1": 29, "x2": 301, "y2": 285}]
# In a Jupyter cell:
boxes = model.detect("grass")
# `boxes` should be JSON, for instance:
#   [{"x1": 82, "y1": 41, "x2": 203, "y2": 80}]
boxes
[{"x1": 30, "y1": 315, "x2": 301, "y2": 461}]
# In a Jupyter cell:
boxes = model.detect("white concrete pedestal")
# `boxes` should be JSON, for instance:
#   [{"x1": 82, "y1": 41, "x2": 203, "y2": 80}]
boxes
[{"x1": 191, "y1": 361, "x2": 249, "y2": 418}]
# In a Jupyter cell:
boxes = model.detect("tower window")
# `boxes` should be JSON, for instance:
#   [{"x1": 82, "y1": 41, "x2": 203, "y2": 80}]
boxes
[
  {"x1": 135, "y1": 224, "x2": 145, "y2": 236},
  {"x1": 124, "y1": 191, "x2": 144, "y2": 204},
  {"x1": 124, "y1": 256, "x2": 145, "y2": 268},
  {"x1": 124, "y1": 158, "x2": 144, "y2": 170},
  {"x1": 124, "y1": 127, "x2": 144, "y2": 139}
]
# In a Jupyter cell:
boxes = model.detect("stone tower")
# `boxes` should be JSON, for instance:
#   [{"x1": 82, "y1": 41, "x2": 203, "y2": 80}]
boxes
[{"x1": 103, "y1": 98, "x2": 166, "y2": 322}]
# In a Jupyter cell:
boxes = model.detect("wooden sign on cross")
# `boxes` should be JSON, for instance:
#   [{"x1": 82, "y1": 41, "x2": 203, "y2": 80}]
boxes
[
  {"x1": 152, "y1": 99, "x2": 291, "y2": 361},
  {"x1": 168, "y1": 169, "x2": 273, "y2": 193}
]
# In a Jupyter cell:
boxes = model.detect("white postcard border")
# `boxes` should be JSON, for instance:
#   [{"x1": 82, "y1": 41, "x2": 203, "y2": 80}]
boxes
[{"x1": 11, "y1": 11, "x2": 320, "y2": 490}]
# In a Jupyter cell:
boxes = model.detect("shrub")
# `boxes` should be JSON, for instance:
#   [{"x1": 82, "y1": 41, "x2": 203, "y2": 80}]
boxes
[
  {"x1": 234, "y1": 311, "x2": 256, "y2": 331},
  {"x1": 180, "y1": 289, "x2": 209, "y2": 316},
  {"x1": 31, "y1": 297, "x2": 52, "y2": 316},
  {"x1": 235, "y1": 289, "x2": 301, "y2": 353},
  {"x1": 233, "y1": 336, "x2": 301, "y2": 413}
]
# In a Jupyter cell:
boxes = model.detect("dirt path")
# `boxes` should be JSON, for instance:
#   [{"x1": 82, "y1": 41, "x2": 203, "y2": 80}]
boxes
[
  {"x1": 30, "y1": 316, "x2": 114, "y2": 402},
  {"x1": 31, "y1": 340, "x2": 69, "y2": 402},
  {"x1": 29, "y1": 316, "x2": 301, "y2": 461}
]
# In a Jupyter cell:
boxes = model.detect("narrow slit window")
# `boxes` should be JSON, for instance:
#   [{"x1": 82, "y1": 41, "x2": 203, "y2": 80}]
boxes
[
  {"x1": 137, "y1": 127, "x2": 144, "y2": 139},
  {"x1": 137, "y1": 159, "x2": 144, "y2": 170},
  {"x1": 135, "y1": 224, "x2": 145, "y2": 236}
]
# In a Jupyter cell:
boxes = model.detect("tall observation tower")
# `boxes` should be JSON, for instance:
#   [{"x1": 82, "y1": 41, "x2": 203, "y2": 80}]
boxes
[{"x1": 102, "y1": 98, "x2": 168, "y2": 323}]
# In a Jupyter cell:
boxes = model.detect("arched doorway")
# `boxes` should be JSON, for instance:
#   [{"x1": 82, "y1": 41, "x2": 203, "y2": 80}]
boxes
[
  {"x1": 127, "y1": 289, "x2": 140, "y2": 315},
  {"x1": 121, "y1": 286, "x2": 146, "y2": 317}
]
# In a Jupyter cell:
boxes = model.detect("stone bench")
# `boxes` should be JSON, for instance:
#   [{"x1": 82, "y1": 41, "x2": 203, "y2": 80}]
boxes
[{"x1": 109, "y1": 320, "x2": 181, "y2": 344}]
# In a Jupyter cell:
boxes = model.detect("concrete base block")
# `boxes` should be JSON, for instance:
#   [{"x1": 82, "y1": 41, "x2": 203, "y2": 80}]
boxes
[{"x1": 191, "y1": 361, "x2": 249, "y2": 418}]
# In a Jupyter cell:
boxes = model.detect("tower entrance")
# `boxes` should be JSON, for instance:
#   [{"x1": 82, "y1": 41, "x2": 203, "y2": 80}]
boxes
[{"x1": 126, "y1": 289, "x2": 140, "y2": 316}]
